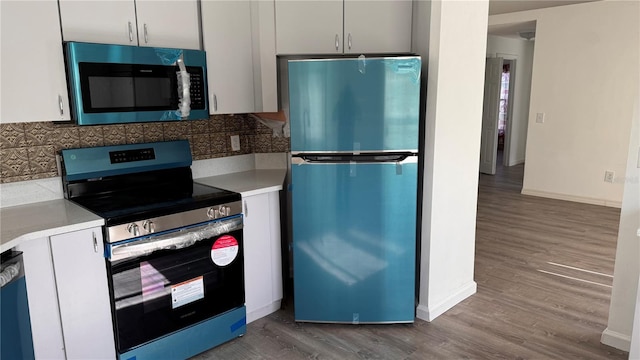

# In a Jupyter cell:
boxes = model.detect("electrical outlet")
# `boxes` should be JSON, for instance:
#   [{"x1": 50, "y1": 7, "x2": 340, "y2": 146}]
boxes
[
  {"x1": 604, "y1": 170, "x2": 615, "y2": 183},
  {"x1": 230, "y1": 135, "x2": 240, "y2": 151}
]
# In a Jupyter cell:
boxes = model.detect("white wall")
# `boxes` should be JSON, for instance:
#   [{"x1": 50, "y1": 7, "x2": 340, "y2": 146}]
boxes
[
  {"x1": 412, "y1": 0, "x2": 488, "y2": 321},
  {"x1": 490, "y1": 1, "x2": 639, "y2": 207},
  {"x1": 486, "y1": 35, "x2": 535, "y2": 166},
  {"x1": 602, "y1": 95, "x2": 639, "y2": 352}
]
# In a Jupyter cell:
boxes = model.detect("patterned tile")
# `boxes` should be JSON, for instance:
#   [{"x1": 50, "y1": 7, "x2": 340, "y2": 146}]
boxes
[
  {"x1": 191, "y1": 134, "x2": 211, "y2": 158},
  {"x1": 79, "y1": 127, "x2": 105, "y2": 147},
  {"x1": 209, "y1": 115, "x2": 226, "y2": 133},
  {"x1": 254, "y1": 134, "x2": 272, "y2": 153},
  {"x1": 1, "y1": 175, "x2": 32, "y2": 184},
  {"x1": 52, "y1": 126, "x2": 80, "y2": 151},
  {"x1": 272, "y1": 136, "x2": 291, "y2": 152},
  {"x1": 103, "y1": 125, "x2": 126, "y2": 146},
  {"x1": 224, "y1": 115, "x2": 243, "y2": 132},
  {"x1": 0, "y1": 123, "x2": 26, "y2": 148},
  {"x1": 1, "y1": 148, "x2": 31, "y2": 178},
  {"x1": 210, "y1": 132, "x2": 228, "y2": 154},
  {"x1": 163, "y1": 121, "x2": 191, "y2": 141},
  {"x1": 125, "y1": 124, "x2": 145, "y2": 144},
  {"x1": 24, "y1": 122, "x2": 55, "y2": 146},
  {"x1": 242, "y1": 114, "x2": 256, "y2": 131},
  {"x1": 28, "y1": 145, "x2": 57, "y2": 175},
  {"x1": 0, "y1": 116, "x2": 285, "y2": 183},
  {"x1": 240, "y1": 135, "x2": 254, "y2": 154},
  {"x1": 255, "y1": 120, "x2": 274, "y2": 135},
  {"x1": 31, "y1": 171, "x2": 59, "y2": 181},
  {"x1": 143, "y1": 123, "x2": 164, "y2": 142},
  {"x1": 191, "y1": 119, "x2": 209, "y2": 134}
]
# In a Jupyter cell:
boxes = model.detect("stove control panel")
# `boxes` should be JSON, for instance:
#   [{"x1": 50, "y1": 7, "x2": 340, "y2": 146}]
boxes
[{"x1": 106, "y1": 200, "x2": 242, "y2": 243}]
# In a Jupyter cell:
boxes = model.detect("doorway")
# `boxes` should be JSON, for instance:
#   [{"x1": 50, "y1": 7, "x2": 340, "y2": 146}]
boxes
[{"x1": 498, "y1": 59, "x2": 515, "y2": 168}]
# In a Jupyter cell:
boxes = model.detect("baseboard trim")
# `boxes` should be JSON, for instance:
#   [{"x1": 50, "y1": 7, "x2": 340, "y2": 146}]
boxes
[
  {"x1": 246, "y1": 300, "x2": 282, "y2": 324},
  {"x1": 508, "y1": 159, "x2": 525, "y2": 167},
  {"x1": 601, "y1": 327, "x2": 631, "y2": 352},
  {"x1": 521, "y1": 188, "x2": 622, "y2": 208},
  {"x1": 416, "y1": 281, "x2": 477, "y2": 322}
]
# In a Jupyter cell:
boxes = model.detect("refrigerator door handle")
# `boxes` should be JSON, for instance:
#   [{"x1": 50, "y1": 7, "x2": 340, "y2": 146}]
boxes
[{"x1": 293, "y1": 153, "x2": 416, "y2": 165}]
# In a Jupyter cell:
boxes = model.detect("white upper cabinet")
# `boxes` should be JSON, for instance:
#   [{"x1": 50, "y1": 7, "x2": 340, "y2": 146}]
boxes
[
  {"x1": 202, "y1": 1, "x2": 255, "y2": 114},
  {"x1": 275, "y1": 1, "x2": 343, "y2": 55},
  {"x1": 275, "y1": 0, "x2": 413, "y2": 55},
  {"x1": 134, "y1": 0, "x2": 201, "y2": 49},
  {"x1": 1, "y1": 0, "x2": 70, "y2": 123},
  {"x1": 59, "y1": 0, "x2": 201, "y2": 49},
  {"x1": 343, "y1": 1, "x2": 413, "y2": 54},
  {"x1": 59, "y1": 0, "x2": 137, "y2": 46}
]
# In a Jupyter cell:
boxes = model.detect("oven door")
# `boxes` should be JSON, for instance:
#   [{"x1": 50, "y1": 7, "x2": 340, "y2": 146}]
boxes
[{"x1": 106, "y1": 216, "x2": 244, "y2": 353}]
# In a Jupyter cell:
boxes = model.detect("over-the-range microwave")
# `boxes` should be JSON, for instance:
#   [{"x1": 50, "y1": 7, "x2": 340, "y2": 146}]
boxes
[{"x1": 64, "y1": 41, "x2": 209, "y2": 125}]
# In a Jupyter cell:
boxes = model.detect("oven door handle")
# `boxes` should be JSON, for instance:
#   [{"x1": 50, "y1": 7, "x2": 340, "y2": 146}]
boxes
[{"x1": 107, "y1": 216, "x2": 243, "y2": 262}]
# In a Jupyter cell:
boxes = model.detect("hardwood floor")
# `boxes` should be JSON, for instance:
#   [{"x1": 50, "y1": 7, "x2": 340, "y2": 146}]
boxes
[{"x1": 195, "y1": 160, "x2": 627, "y2": 359}]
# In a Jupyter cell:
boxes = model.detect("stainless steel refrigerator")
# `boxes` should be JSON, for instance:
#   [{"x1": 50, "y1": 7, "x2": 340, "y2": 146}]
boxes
[{"x1": 287, "y1": 56, "x2": 421, "y2": 323}]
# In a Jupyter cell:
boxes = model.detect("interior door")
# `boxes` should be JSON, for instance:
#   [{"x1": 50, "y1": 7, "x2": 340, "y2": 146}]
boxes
[{"x1": 480, "y1": 57, "x2": 503, "y2": 175}]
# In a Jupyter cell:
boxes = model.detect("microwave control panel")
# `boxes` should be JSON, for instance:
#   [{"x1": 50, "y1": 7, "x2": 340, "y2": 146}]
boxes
[{"x1": 186, "y1": 67, "x2": 205, "y2": 110}]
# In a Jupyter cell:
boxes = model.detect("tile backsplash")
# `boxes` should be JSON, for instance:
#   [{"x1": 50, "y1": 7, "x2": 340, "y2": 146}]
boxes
[{"x1": 0, "y1": 115, "x2": 289, "y2": 184}]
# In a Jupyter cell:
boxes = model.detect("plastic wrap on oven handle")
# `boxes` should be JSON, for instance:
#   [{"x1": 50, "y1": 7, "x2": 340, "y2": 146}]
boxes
[{"x1": 109, "y1": 216, "x2": 243, "y2": 262}]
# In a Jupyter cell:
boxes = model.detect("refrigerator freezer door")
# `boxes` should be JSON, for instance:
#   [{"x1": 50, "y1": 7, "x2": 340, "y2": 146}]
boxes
[
  {"x1": 291, "y1": 159, "x2": 417, "y2": 323},
  {"x1": 288, "y1": 57, "x2": 421, "y2": 153}
]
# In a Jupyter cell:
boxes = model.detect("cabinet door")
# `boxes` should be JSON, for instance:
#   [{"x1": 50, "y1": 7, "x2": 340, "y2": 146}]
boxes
[
  {"x1": 50, "y1": 228, "x2": 116, "y2": 360},
  {"x1": 1, "y1": 1, "x2": 70, "y2": 123},
  {"x1": 344, "y1": 0, "x2": 413, "y2": 54},
  {"x1": 135, "y1": 0, "x2": 201, "y2": 49},
  {"x1": 59, "y1": 0, "x2": 138, "y2": 46},
  {"x1": 202, "y1": 1, "x2": 255, "y2": 114},
  {"x1": 243, "y1": 194, "x2": 273, "y2": 323},
  {"x1": 16, "y1": 238, "x2": 65, "y2": 359},
  {"x1": 275, "y1": 0, "x2": 343, "y2": 55}
]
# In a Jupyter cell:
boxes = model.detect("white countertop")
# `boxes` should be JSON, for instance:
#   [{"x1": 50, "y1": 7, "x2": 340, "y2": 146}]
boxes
[
  {"x1": 1, "y1": 200, "x2": 104, "y2": 253},
  {"x1": 195, "y1": 169, "x2": 286, "y2": 197},
  {"x1": 0, "y1": 167, "x2": 286, "y2": 253}
]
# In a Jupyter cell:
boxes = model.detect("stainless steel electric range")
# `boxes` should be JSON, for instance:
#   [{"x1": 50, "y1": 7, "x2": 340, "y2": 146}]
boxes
[{"x1": 59, "y1": 140, "x2": 246, "y2": 360}]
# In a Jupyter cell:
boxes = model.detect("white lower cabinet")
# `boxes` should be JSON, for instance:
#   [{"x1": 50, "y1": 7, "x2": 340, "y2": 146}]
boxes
[
  {"x1": 18, "y1": 227, "x2": 115, "y2": 360},
  {"x1": 243, "y1": 191, "x2": 283, "y2": 323},
  {"x1": 50, "y1": 228, "x2": 115, "y2": 360}
]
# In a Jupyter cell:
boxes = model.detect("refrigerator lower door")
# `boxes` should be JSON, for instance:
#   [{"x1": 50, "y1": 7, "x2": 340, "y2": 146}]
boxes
[{"x1": 291, "y1": 158, "x2": 417, "y2": 323}]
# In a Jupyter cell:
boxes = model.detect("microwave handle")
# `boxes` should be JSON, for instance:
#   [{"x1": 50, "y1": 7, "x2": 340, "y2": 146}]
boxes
[{"x1": 176, "y1": 55, "x2": 191, "y2": 118}]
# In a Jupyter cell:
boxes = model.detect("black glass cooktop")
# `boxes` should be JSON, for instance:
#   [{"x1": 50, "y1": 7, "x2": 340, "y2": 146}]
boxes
[
  {"x1": 73, "y1": 182, "x2": 240, "y2": 225},
  {"x1": 65, "y1": 167, "x2": 240, "y2": 226}
]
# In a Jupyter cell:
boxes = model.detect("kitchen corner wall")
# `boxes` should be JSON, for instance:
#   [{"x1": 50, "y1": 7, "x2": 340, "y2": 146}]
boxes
[{"x1": 0, "y1": 115, "x2": 290, "y2": 184}]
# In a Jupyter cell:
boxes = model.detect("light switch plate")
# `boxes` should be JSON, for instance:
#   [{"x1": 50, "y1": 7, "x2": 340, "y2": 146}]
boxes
[{"x1": 536, "y1": 112, "x2": 545, "y2": 123}]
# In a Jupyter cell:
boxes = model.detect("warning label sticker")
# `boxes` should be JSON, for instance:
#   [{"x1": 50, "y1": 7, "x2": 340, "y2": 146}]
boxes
[
  {"x1": 171, "y1": 276, "x2": 204, "y2": 309},
  {"x1": 211, "y1": 235, "x2": 239, "y2": 266}
]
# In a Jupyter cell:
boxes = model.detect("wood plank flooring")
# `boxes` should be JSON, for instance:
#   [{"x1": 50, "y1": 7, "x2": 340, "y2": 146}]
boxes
[{"x1": 194, "y1": 161, "x2": 627, "y2": 359}]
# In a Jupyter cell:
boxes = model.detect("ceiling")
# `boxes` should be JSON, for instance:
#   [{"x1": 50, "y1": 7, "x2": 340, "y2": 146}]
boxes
[
  {"x1": 489, "y1": 0, "x2": 600, "y2": 15},
  {"x1": 487, "y1": 0, "x2": 600, "y2": 39}
]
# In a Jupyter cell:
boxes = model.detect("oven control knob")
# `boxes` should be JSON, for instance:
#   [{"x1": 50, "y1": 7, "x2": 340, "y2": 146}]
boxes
[
  {"x1": 207, "y1": 207, "x2": 215, "y2": 219},
  {"x1": 127, "y1": 223, "x2": 140, "y2": 237},
  {"x1": 143, "y1": 220, "x2": 155, "y2": 233}
]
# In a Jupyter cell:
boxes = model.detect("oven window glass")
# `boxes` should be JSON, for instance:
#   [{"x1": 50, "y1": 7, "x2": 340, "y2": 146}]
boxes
[{"x1": 109, "y1": 228, "x2": 244, "y2": 353}]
